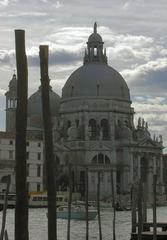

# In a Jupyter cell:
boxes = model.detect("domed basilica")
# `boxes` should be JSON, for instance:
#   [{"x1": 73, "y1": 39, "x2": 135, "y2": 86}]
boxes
[{"x1": 5, "y1": 23, "x2": 165, "y2": 205}]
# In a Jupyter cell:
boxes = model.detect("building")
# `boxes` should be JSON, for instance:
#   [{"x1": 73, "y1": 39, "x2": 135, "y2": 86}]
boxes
[
  {"x1": 0, "y1": 131, "x2": 43, "y2": 193},
  {"x1": 0, "y1": 23, "x2": 165, "y2": 205}
]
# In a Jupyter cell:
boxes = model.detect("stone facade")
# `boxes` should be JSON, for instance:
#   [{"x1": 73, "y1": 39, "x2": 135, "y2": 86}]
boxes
[
  {"x1": 0, "y1": 131, "x2": 43, "y2": 193},
  {"x1": 2, "y1": 23, "x2": 165, "y2": 205}
]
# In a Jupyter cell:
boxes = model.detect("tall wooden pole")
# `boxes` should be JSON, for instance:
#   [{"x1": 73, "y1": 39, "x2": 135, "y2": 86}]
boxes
[
  {"x1": 131, "y1": 184, "x2": 137, "y2": 233},
  {"x1": 153, "y1": 174, "x2": 157, "y2": 240},
  {"x1": 67, "y1": 163, "x2": 72, "y2": 240},
  {"x1": 85, "y1": 167, "x2": 89, "y2": 240},
  {"x1": 97, "y1": 171, "x2": 102, "y2": 240},
  {"x1": 15, "y1": 29, "x2": 29, "y2": 240},
  {"x1": 142, "y1": 182, "x2": 147, "y2": 223},
  {"x1": 111, "y1": 171, "x2": 116, "y2": 240},
  {"x1": 0, "y1": 175, "x2": 10, "y2": 240},
  {"x1": 137, "y1": 179, "x2": 143, "y2": 240},
  {"x1": 39, "y1": 45, "x2": 57, "y2": 240}
]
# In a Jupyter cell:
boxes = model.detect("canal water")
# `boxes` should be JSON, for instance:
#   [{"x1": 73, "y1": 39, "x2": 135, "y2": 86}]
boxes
[{"x1": 0, "y1": 207, "x2": 167, "y2": 240}]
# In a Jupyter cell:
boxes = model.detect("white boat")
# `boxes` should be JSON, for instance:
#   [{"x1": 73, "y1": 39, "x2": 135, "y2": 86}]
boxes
[
  {"x1": 0, "y1": 191, "x2": 79, "y2": 208},
  {"x1": 56, "y1": 204, "x2": 97, "y2": 220},
  {"x1": 28, "y1": 191, "x2": 68, "y2": 208}
]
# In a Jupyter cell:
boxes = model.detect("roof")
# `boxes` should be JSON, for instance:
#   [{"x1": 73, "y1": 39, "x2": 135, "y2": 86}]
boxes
[{"x1": 62, "y1": 63, "x2": 130, "y2": 101}]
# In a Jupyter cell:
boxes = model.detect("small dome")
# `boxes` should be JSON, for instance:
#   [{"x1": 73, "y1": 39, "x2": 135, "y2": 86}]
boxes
[
  {"x1": 88, "y1": 22, "x2": 103, "y2": 43},
  {"x1": 62, "y1": 63, "x2": 130, "y2": 101},
  {"x1": 9, "y1": 74, "x2": 17, "y2": 90},
  {"x1": 88, "y1": 33, "x2": 103, "y2": 43},
  {"x1": 28, "y1": 86, "x2": 60, "y2": 118}
]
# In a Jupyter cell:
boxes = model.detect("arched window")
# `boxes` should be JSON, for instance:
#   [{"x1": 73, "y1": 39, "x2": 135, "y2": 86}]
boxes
[
  {"x1": 105, "y1": 155, "x2": 110, "y2": 164},
  {"x1": 98, "y1": 153, "x2": 104, "y2": 164},
  {"x1": 101, "y1": 119, "x2": 109, "y2": 139},
  {"x1": 75, "y1": 119, "x2": 79, "y2": 128},
  {"x1": 67, "y1": 120, "x2": 71, "y2": 128},
  {"x1": 89, "y1": 119, "x2": 97, "y2": 140},
  {"x1": 91, "y1": 154, "x2": 110, "y2": 164},
  {"x1": 1, "y1": 175, "x2": 10, "y2": 183},
  {"x1": 92, "y1": 155, "x2": 97, "y2": 164}
]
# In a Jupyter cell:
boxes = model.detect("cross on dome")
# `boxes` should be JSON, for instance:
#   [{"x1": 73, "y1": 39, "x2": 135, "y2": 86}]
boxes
[{"x1": 94, "y1": 22, "x2": 97, "y2": 33}]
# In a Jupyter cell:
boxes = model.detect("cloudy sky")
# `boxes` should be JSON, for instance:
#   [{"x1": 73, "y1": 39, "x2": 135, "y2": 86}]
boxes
[{"x1": 0, "y1": 0, "x2": 167, "y2": 150}]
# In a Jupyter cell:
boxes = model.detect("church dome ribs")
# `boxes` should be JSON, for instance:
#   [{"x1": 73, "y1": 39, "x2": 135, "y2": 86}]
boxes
[{"x1": 62, "y1": 23, "x2": 130, "y2": 102}]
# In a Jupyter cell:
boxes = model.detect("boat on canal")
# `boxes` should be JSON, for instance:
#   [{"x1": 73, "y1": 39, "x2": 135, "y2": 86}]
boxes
[
  {"x1": 56, "y1": 204, "x2": 97, "y2": 220},
  {"x1": 0, "y1": 191, "x2": 80, "y2": 208}
]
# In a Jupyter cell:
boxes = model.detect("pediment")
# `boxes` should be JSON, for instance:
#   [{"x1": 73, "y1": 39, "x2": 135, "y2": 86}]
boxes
[
  {"x1": 89, "y1": 142, "x2": 112, "y2": 151},
  {"x1": 137, "y1": 137, "x2": 157, "y2": 148}
]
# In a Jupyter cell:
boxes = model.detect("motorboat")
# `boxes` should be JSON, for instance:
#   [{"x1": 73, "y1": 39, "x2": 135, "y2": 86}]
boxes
[
  {"x1": 56, "y1": 204, "x2": 97, "y2": 220},
  {"x1": 28, "y1": 191, "x2": 68, "y2": 208}
]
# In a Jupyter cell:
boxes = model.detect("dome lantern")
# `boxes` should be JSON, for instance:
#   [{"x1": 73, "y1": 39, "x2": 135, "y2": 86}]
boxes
[
  {"x1": 62, "y1": 23, "x2": 131, "y2": 102},
  {"x1": 84, "y1": 22, "x2": 107, "y2": 64}
]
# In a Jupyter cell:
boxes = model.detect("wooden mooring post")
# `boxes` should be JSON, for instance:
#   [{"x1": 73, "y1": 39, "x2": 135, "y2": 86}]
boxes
[
  {"x1": 130, "y1": 171, "x2": 167, "y2": 240},
  {"x1": 40, "y1": 45, "x2": 57, "y2": 240},
  {"x1": 153, "y1": 174, "x2": 157, "y2": 240},
  {"x1": 137, "y1": 179, "x2": 143, "y2": 240},
  {"x1": 131, "y1": 184, "x2": 137, "y2": 234},
  {"x1": 97, "y1": 171, "x2": 102, "y2": 240},
  {"x1": 0, "y1": 175, "x2": 10, "y2": 240},
  {"x1": 15, "y1": 29, "x2": 29, "y2": 240},
  {"x1": 67, "y1": 163, "x2": 72, "y2": 240},
  {"x1": 4, "y1": 230, "x2": 9, "y2": 240},
  {"x1": 85, "y1": 167, "x2": 89, "y2": 240},
  {"x1": 111, "y1": 170, "x2": 116, "y2": 240}
]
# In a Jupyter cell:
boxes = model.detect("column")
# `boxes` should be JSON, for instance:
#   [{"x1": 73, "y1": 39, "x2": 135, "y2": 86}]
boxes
[
  {"x1": 159, "y1": 154, "x2": 163, "y2": 184},
  {"x1": 84, "y1": 111, "x2": 89, "y2": 141},
  {"x1": 137, "y1": 154, "x2": 141, "y2": 179},
  {"x1": 147, "y1": 155, "x2": 153, "y2": 204},
  {"x1": 130, "y1": 150, "x2": 134, "y2": 183}
]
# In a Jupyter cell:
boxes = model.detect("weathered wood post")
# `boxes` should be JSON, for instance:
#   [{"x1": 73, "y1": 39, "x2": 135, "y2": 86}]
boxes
[
  {"x1": 111, "y1": 170, "x2": 116, "y2": 240},
  {"x1": 15, "y1": 29, "x2": 29, "y2": 240},
  {"x1": 67, "y1": 163, "x2": 72, "y2": 240},
  {"x1": 153, "y1": 174, "x2": 157, "y2": 240},
  {"x1": 39, "y1": 45, "x2": 57, "y2": 240},
  {"x1": 137, "y1": 179, "x2": 143, "y2": 240},
  {"x1": 97, "y1": 171, "x2": 102, "y2": 240},
  {"x1": 85, "y1": 167, "x2": 89, "y2": 240},
  {"x1": 131, "y1": 184, "x2": 137, "y2": 234},
  {"x1": 4, "y1": 230, "x2": 9, "y2": 240},
  {"x1": 0, "y1": 175, "x2": 10, "y2": 240},
  {"x1": 142, "y1": 182, "x2": 147, "y2": 223}
]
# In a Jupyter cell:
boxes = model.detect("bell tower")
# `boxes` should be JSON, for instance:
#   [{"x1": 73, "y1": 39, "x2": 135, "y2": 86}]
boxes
[
  {"x1": 84, "y1": 22, "x2": 107, "y2": 64},
  {"x1": 5, "y1": 73, "x2": 17, "y2": 132}
]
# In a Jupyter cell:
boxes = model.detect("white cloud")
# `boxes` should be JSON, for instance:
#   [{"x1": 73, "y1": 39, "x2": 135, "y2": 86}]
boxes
[
  {"x1": 0, "y1": 89, "x2": 6, "y2": 95},
  {"x1": 121, "y1": 58, "x2": 167, "y2": 85},
  {"x1": 8, "y1": 12, "x2": 48, "y2": 17},
  {"x1": 0, "y1": 0, "x2": 17, "y2": 7},
  {"x1": 55, "y1": 1, "x2": 61, "y2": 8},
  {"x1": 1, "y1": 0, "x2": 167, "y2": 148},
  {"x1": 0, "y1": 0, "x2": 9, "y2": 6}
]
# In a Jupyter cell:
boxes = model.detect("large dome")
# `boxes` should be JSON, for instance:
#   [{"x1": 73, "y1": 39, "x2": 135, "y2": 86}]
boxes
[
  {"x1": 62, "y1": 63, "x2": 130, "y2": 101},
  {"x1": 28, "y1": 86, "x2": 60, "y2": 117}
]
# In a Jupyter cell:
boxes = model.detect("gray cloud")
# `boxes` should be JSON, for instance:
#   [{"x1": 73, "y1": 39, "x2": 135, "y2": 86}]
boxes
[{"x1": 1, "y1": 0, "x2": 167, "y2": 151}]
